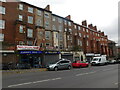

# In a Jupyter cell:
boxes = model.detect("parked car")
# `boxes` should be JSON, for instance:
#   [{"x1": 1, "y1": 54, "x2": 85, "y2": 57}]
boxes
[
  {"x1": 72, "y1": 60, "x2": 89, "y2": 68},
  {"x1": 46, "y1": 59, "x2": 72, "y2": 71},
  {"x1": 108, "y1": 60, "x2": 117, "y2": 64}
]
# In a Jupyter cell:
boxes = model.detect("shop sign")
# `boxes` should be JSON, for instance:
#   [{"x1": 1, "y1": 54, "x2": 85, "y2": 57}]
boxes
[
  {"x1": 45, "y1": 51, "x2": 60, "y2": 54},
  {"x1": 17, "y1": 45, "x2": 40, "y2": 50},
  {"x1": 20, "y1": 51, "x2": 43, "y2": 54}
]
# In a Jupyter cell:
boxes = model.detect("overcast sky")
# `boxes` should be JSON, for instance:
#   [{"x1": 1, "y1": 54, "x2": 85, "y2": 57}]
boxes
[{"x1": 21, "y1": 0, "x2": 119, "y2": 44}]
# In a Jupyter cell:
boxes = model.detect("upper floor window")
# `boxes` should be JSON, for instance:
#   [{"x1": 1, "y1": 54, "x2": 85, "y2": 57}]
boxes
[
  {"x1": 65, "y1": 28, "x2": 67, "y2": 32},
  {"x1": 45, "y1": 31, "x2": 50, "y2": 40},
  {"x1": 78, "y1": 26, "x2": 81, "y2": 30},
  {"x1": 74, "y1": 25, "x2": 77, "y2": 29},
  {"x1": 52, "y1": 16, "x2": 56, "y2": 21},
  {"x1": 44, "y1": 12, "x2": 49, "y2": 18},
  {"x1": 64, "y1": 20, "x2": 67, "y2": 25},
  {"x1": 87, "y1": 40, "x2": 89, "y2": 46},
  {"x1": 27, "y1": 28, "x2": 33, "y2": 38},
  {"x1": 68, "y1": 22, "x2": 71, "y2": 26},
  {"x1": 52, "y1": 25, "x2": 56, "y2": 30},
  {"x1": 0, "y1": 33, "x2": 4, "y2": 41},
  {"x1": 28, "y1": 16, "x2": 33, "y2": 24},
  {"x1": 19, "y1": 4, "x2": 23, "y2": 10},
  {"x1": 36, "y1": 19, "x2": 41, "y2": 26},
  {"x1": 19, "y1": 41, "x2": 24, "y2": 45},
  {"x1": 79, "y1": 33, "x2": 81, "y2": 37},
  {"x1": 58, "y1": 18, "x2": 62, "y2": 23},
  {"x1": 19, "y1": 15, "x2": 23, "y2": 21},
  {"x1": 0, "y1": 6, "x2": 5, "y2": 14},
  {"x1": 0, "y1": 0, "x2": 6, "y2": 2},
  {"x1": 86, "y1": 29, "x2": 88, "y2": 32},
  {"x1": 37, "y1": 10, "x2": 41, "y2": 16},
  {"x1": 59, "y1": 26, "x2": 62, "y2": 32},
  {"x1": 45, "y1": 21, "x2": 49, "y2": 27},
  {"x1": 27, "y1": 41, "x2": 33, "y2": 46},
  {"x1": 19, "y1": 25, "x2": 24, "y2": 33},
  {"x1": 28, "y1": 7, "x2": 33, "y2": 13},
  {"x1": 0, "y1": 20, "x2": 5, "y2": 29}
]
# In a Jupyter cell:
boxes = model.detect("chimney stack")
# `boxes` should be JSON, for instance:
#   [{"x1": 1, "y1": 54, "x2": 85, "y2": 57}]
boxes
[
  {"x1": 82, "y1": 20, "x2": 87, "y2": 26},
  {"x1": 93, "y1": 26, "x2": 97, "y2": 31},
  {"x1": 88, "y1": 24, "x2": 93, "y2": 29},
  {"x1": 45, "y1": 5, "x2": 50, "y2": 11},
  {"x1": 65, "y1": 15, "x2": 71, "y2": 20}
]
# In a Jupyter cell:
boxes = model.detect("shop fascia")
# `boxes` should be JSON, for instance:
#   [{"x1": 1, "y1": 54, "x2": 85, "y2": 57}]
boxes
[{"x1": 17, "y1": 45, "x2": 60, "y2": 54}]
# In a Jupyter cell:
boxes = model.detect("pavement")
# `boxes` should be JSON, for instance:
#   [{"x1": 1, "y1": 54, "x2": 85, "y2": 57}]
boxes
[
  {"x1": 2, "y1": 68, "x2": 47, "y2": 74},
  {"x1": 2, "y1": 64, "x2": 119, "y2": 88}
]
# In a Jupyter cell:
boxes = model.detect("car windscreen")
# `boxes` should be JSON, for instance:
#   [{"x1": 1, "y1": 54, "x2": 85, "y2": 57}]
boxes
[{"x1": 93, "y1": 58, "x2": 99, "y2": 61}]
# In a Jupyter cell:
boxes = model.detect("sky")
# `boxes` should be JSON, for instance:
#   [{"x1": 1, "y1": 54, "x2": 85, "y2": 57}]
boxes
[{"x1": 21, "y1": 0, "x2": 119, "y2": 44}]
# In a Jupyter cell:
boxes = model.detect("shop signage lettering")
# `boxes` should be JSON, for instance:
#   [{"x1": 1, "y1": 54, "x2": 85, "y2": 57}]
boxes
[
  {"x1": 17, "y1": 45, "x2": 40, "y2": 50},
  {"x1": 20, "y1": 51, "x2": 43, "y2": 54},
  {"x1": 45, "y1": 51, "x2": 60, "y2": 54}
]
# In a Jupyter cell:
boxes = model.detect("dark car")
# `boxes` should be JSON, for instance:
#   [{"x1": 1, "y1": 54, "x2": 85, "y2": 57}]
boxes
[{"x1": 46, "y1": 59, "x2": 72, "y2": 71}]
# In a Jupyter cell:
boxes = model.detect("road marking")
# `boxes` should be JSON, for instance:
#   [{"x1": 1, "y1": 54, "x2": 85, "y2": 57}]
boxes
[
  {"x1": 8, "y1": 77, "x2": 62, "y2": 88},
  {"x1": 76, "y1": 71, "x2": 96, "y2": 76}
]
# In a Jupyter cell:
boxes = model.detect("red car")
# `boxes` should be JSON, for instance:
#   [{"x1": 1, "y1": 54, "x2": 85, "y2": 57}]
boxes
[{"x1": 72, "y1": 60, "x2": 89, "y2": 68}]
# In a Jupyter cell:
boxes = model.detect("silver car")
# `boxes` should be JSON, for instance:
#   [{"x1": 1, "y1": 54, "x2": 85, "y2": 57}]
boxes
[{"x1": 46, "y1": 59, "x2": 72, "y2": 71}]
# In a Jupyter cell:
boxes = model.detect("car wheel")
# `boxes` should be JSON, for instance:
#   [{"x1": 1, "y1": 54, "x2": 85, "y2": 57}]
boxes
[
  {"x1": 68, "y1": 66, "x2": 71, "y2": 70},
  {"x1": 54, "y1": 67, "x2": 58, "y2": 71}
]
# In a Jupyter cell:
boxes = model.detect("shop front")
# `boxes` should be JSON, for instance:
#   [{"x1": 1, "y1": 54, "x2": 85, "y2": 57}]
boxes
[
  {"x1": 61, "y1": 52, "x2": 73, "y2": 62},
  {"x1": 17, "y1": 45, "x2": 43, "y2": 68},
  {"x1": 42, "y1": 51, "x2": 60, "y2": 67}
]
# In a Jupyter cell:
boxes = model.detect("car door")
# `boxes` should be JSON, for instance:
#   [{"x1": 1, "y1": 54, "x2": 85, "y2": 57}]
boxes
[{"x1": 58, "y1": 61, "x2": 65, "y2": 69}]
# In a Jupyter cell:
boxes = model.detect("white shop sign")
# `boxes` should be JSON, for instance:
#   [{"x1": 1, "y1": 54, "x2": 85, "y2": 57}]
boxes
[{"x1": 17, "y1": 45, "x2": 40, "y2": 50}]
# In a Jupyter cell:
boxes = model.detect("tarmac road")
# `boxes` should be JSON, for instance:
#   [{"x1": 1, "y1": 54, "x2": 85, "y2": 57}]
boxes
[{"x1": 2, "y1": 64, "x2": 119, "y2": 88}]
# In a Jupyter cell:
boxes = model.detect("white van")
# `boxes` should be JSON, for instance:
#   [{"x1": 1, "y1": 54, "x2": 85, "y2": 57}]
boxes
[{"x1": 91, "y1": 55, "x2": 107, "y2": 65}]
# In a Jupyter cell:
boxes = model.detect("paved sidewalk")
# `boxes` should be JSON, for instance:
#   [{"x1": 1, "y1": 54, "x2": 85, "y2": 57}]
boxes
[{"x1": 2, "y1": 68, "x2": 47, "y2": 74}]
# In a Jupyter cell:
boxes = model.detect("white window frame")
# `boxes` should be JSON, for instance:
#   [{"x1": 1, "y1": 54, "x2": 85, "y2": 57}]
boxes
[
  {"x1": 0, "y1": 33, "x2": 4, "y2": 41},
  {"x1": 45, "y1": 21, "x2": 49, "y2": 27},
  {"x1": 87, "y1": 41, "x2": 89, "y2": 46},
  {"x1": 44, "y1": 12, "x2": 49, "y2": 18},
  {"x1": 0, "y1": 0, "x2": 6, "y2": 2},
  {"x1": 28, "y1": 7, "x2": 33, "y2": 13},
  {"x1": 19, "y1": 25, "x2": 24, "y2": 33},
  {"x1": 68, "y1": 22, "x2": 71, "y2": 26},
  {"x1": 52, "y1": 16, "x2": 56, "y2": 21},
  {"x1": 28, "y1": 16, "x2": 33, "y2": 24},
  {"x1": 78, "y1": 26, "x2": 81, "y2": 30},
  {"x1": 0, "y1": 20, "x2": 5, "y2": 29},
  {"x1": 0, "y1": 6, "x2": 5, "y2": 14},
  {"x1": 37, "y1": 9, "x2": 41, "y2": 16},
  {"x1": 19, "y1": 4, "x2": 23, "y2": 10},
  {"x1": 27, "y1": 28, "x2": 33, "y2": 38},
  {"x1": 19, "y1": 15, "x2": 23, "y2": 21}
]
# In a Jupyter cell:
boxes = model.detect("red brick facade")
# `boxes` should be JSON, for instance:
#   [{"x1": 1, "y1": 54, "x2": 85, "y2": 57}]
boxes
[{"x1": 0, "y1": 1, "x2": 115, "y2": 64}]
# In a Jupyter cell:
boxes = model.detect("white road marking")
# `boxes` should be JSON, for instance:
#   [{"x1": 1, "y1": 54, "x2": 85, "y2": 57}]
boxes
[
  {"x1": 76, "y1": 71, "x2": 96, "y2": 76},
  {"x1": 8, "y1": 77, "x2": 62, "y2": 88}
]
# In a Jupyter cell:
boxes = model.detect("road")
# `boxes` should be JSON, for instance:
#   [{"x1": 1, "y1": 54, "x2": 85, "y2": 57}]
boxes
[{"x1": 2, "y1": 64, "x2": 118, "y2": 88}]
